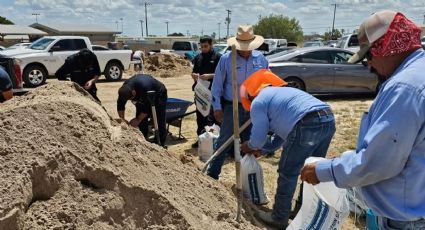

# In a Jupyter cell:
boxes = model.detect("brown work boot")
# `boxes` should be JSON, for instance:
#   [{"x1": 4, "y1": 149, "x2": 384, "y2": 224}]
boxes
[{"x1": 254, "y1": 210, "x2": 288, "y2": 230}]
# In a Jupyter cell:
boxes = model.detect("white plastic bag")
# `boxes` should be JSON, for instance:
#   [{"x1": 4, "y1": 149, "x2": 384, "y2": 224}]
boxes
[
  {"x1": 194, "y1": 79, "x2": 212, "y2": 117},
  {"x1": 241, "y1": 154, "x2": 269, "y2": 205},
  {"x1": 287, "y1": 157, "x2": 350, "y2": 230},
  {"x1": 198, "y1": 125, "x2": 220, "y2": 162}
]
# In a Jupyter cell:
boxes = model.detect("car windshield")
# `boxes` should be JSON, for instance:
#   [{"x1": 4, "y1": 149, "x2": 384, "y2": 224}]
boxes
[
  {"x1": 422, "y1": 37, "x2": 425, "y2": 42},
  {"x1": 267, "y1": 49, "x2": 298, "y2": 61},
  {"x1": 29, "y1": 38, "x2": 55, "y2": 50}
]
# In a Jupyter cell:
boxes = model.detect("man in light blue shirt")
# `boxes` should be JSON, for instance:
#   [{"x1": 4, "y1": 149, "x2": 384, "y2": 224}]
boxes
[
  {"x1": 207, "y1": 25, "x2": 268, "y2": 179},
  {"x1": 239, "y1": 71, "x2": 335, "y2": 229},
  {"x1": 301, "y1": 10, "x2": 425, "y2": 229}
]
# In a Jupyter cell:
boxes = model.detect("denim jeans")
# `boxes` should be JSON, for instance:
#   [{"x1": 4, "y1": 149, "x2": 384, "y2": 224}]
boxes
[
  {"x1": 272, "y1": 113, "x2": 335, "y2": 222},
  {"x1": 207, "y1": 103, "x2": 251, "y2": 179},
  {"x1": 378, "y1": 217, "x2": 425, "y2": 230}
]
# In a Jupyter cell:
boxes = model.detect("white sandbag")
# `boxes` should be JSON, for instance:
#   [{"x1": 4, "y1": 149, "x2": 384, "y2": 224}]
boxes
[
  {"x1": 194, "y1": 79, "x2": 212, "y2": 117},
  {"x1": 287, "y1": 157, "x2": 350, "y2": 230},
  {"x1": 198, "y1": 125, "x2": 220, "y2": 162},
  {"x1": 241, "y1": 154, "x2": 269, "y2": 205}
]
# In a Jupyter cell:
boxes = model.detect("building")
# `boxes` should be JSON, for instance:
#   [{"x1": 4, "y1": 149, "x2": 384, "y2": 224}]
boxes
[
  {"x1": 30, "y1": 23, "x2": 120, "y2": 45},
  {"x1": 144, "y1": 36, "x2": 198, "y2": 49},
  {"x1": 0, "y1": 24, "x2": 47, "y2": 47}
]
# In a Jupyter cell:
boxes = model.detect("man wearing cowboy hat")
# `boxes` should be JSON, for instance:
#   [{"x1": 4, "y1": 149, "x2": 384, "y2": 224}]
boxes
[
  {"x1": 207, "y1": 25, "x2": 269, "y2": 180},
  {"x1": 301, "y1": 10, "x2": 425, "y2": 229},
  {"x1": 239, "y1": 69, "x2": 335, "y2": 229}
]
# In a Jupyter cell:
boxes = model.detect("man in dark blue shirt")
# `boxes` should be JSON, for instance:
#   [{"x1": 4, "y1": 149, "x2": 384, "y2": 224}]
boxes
[
  {"x1": 191, "y1": 36, "x2": 221, "y2": 147},
  {"x1": 56, "y1": 49, "x2": 101, "y2": 101},
  {"x1": 0, "y1": 66, "x2": 13, "y2": 103},
  {"x1": 117, "y1": 74, "x2": 168, "y2": 147}
]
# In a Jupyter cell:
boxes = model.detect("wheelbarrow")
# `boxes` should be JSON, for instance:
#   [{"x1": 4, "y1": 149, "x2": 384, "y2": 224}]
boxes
[{"x1": 166, "y1": 98, "x2": 196, "y2": 139}]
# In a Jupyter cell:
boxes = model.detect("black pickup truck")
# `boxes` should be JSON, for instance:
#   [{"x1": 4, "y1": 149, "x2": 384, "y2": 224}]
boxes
[{"x1": 0, "y1": 54, "x2": 24, "y2": 94}]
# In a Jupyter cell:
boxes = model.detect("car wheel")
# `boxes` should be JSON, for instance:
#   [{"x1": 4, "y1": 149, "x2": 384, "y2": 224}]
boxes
[
  {"x1": 24, "y1": 65, "x2": 47, "y2": 88},
  {"x1": 285, "y1": 77, "x2": 306, "y2": 91},
  {"x1": 104, "y1": 62, "x2": 123, "y2": 81}
]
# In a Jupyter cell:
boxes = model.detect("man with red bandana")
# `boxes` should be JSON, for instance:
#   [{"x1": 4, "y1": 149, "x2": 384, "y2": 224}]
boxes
[{"x1": 301, "y1": 10, "x2": 425, "y2": 229}]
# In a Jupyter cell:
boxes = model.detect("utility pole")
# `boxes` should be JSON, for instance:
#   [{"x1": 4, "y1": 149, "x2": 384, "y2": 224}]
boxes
[
  {"x1": 139, "y1": 20, "x2": 144, "y2": 37},
  {"x1": 218, "y1": 22, "x2": 221, "y2": 42},
  {"x1": 165, "y1": 21, "x2": 169, "y2": 36},
  {"x1": 115, "y1": 21, "x2": 119, "y2": 31},
  {"x1": 423, "y1": 13, "x2": 425, "y2": 25},
  {"x1": 120, "y1": 18, "x2": 124, "y2": 34},
  {"x1": 226, "y1": 9, "x2": 232, "y2": 38},
  {"x1": 331, "y1": 4, "x2": 338, "y2": 40},
  {"x1": 144, "y1": 2, "x2": 151, "y2": 37},
  {"x1": 186, "y1": 30, "x2": 190, "y2": 37},
  {"x1": 32, "y1": 13, "x2": 40, "y2": 23}
]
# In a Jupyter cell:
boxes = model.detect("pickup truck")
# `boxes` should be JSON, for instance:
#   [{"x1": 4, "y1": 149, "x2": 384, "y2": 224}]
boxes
[
  {"x1": 336, "y1": 34, "x2": 360, "y2": 53},
  {"x1": 0, "y1": 36, "x2": 132, "y2": 87},
  {"x1": 171, "y1": 41, "x2": 199, "y2": 60}
]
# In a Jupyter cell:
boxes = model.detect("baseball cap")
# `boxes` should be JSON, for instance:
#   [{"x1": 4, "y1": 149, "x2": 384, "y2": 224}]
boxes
[{"x1": 348, "y1": 10, "x2": 397, "y2": 63}]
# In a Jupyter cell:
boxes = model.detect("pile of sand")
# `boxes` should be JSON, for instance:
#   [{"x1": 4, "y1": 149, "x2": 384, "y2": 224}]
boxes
[
  {"x1": 0, "y1": 82, "x2": 260, "y2": 230},
  {"x1": 144, "y1": 53, "x2": 192, "y2": 78}
]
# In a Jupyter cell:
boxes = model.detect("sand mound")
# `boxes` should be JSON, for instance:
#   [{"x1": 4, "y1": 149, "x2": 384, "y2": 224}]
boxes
[
  {"x1": 144, "y1": 53, "x2": 192, "y2": 78},
  {"x1": 0, "y1": 82, "x2": 260, "y2": 230}
]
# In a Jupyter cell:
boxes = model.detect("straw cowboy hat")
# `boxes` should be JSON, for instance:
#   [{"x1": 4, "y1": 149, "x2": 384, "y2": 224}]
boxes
[{"x1": 227, "y1": 25, "x2": 264, "y2": 51}]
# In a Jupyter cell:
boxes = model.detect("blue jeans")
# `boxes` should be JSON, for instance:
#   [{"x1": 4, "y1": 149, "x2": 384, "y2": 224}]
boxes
[
  {"x1": 378, "y1": 217, "x2": 425, "y2": 230},
  {"x1": 272, "y1": 113, "x2": 335, "y2": 222},
  {"x1": 207, "y1": 103, "x2": 251, "y2": 179}
]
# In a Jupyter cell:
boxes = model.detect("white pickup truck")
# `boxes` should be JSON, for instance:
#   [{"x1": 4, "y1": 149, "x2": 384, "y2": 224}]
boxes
[{"x1": 0, "y1": 36, "x2": 132, "y2": 87}]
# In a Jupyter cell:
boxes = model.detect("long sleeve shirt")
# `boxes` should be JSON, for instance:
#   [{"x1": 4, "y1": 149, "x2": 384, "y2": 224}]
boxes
[
  {"x1": 55, "y1": 52, "x2": 101, "y2": 86},
  {"x1": 248, "y1": 87, "x2": 330, "y2": 150},
  {"x1": 211, "y1": 50, "x2": 268, "y2": 111},
  {"x1": 117, "y1": 74, "x2": 167, "y2": 115},
  {"x1": 316, "y1": 49, "x2": 425, "y2": 221}
]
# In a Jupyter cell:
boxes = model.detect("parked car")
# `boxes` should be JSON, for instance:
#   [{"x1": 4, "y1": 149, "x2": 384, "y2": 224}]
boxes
[
  {"x1": 1, "y1": 36, "x2": 132, "y2": 87},
  {"x1": 264, "y1": 47, "x2": 295, "y2": 56},
  {"x1": 213, "y1": 43, "x2": 228, "y2": 54},
  {"x1": 92, "y1": 45, "x2": 110, "y2": 51},
  {"x1": 421, "y1": 36, "x2": 425, "y2": 49},
  {"x1": 0, "y1": 54, "x2": 24, "y2": 94},
  {"x1": 303, "y1": 41, "x2": 324, "y2": 47},
  {"x1": 337, "y1": 34, "x2": 359, "y2": 52},
  {"x1": 171, "y1": 41, "x2": 199, "y2": 59},
  {"x1": 5, "y1": 42, "x2": 32, "y2": 50},
  {"x1": 268, "y1": 47, "x2": 378, "y2": 94},
  {"x1": 327, "y1": 40, "x2": 339, "y2": 47}
]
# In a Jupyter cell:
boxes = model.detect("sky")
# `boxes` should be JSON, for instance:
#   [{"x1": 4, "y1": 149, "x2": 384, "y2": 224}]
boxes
[{"x1": 1, "y1": 0, "x2": 424, "y2": 38}]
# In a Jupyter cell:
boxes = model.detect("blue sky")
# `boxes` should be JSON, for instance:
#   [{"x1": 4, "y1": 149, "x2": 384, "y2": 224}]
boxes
[{"x1": 1, "y1": 0, "x2": 424, "y2": 38}]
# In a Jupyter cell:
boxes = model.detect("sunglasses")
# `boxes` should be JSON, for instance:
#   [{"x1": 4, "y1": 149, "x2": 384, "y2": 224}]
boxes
[{"x1": 365, "y1": 50, "x2": 373, "y2": 61}]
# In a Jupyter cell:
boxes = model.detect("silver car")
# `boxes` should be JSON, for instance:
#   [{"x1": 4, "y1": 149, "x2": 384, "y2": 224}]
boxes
[{"x1": 268, "y1": 47, "x2": 378, "y2": 94}]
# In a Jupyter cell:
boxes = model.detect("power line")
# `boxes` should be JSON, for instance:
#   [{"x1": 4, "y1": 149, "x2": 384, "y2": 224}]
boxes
[
  {"x1": 144, "y1": 1, "x2": 151, "y2": 37},
  {"x1": 32, "y1": 13, "x2": 40, "y2": 23},
  {"x1": 226, "y1": 9, "x2": 231, "y2": 38}
]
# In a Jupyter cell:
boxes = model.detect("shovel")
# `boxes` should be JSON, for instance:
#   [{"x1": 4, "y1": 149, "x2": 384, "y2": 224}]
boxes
[{"x1": 147, "y1": 90, "x2": 161, "y2": 146}]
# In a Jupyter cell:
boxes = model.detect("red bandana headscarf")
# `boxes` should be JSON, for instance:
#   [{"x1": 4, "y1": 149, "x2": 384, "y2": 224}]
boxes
[{"x1": 370, "y1": 13, "x2": 422, "y2": 57}]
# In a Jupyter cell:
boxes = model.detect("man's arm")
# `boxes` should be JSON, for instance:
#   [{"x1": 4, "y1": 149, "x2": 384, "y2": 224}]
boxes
[
  {"x1": 55, "y1": 60, "x2": 71, "y2": 80},
  {"x1": 117, "y1": 97, "x2": 128, "y2": 122},
  {"x1": 248, "y1": 101, "x2": 270, "y2": 150},
  {"x1": 0, "y1": 68, "x2": 13, "y2": 102},
  {"x1": 211, "y1": 54, "x2": 227, "y2": 111},
  {"x1": 310, "y1": 84, "x2": 425, "y2": 188}
]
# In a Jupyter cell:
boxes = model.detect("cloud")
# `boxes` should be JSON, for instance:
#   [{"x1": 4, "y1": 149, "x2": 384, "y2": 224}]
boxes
[{"x1": 2, "y1": 0, "x2": 424, "y2": 37}]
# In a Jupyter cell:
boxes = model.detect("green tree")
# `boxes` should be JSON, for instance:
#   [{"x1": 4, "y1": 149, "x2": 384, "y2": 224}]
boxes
[
  {"x1": 253, "y1": 14, "x2": 303, "y2": 43},
  {"x1": 324, "y1": 29, "x2": 342, "y2": 40},
  {"x1": 0, "y1": 16, "x2": 14, "y2": 25}
]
